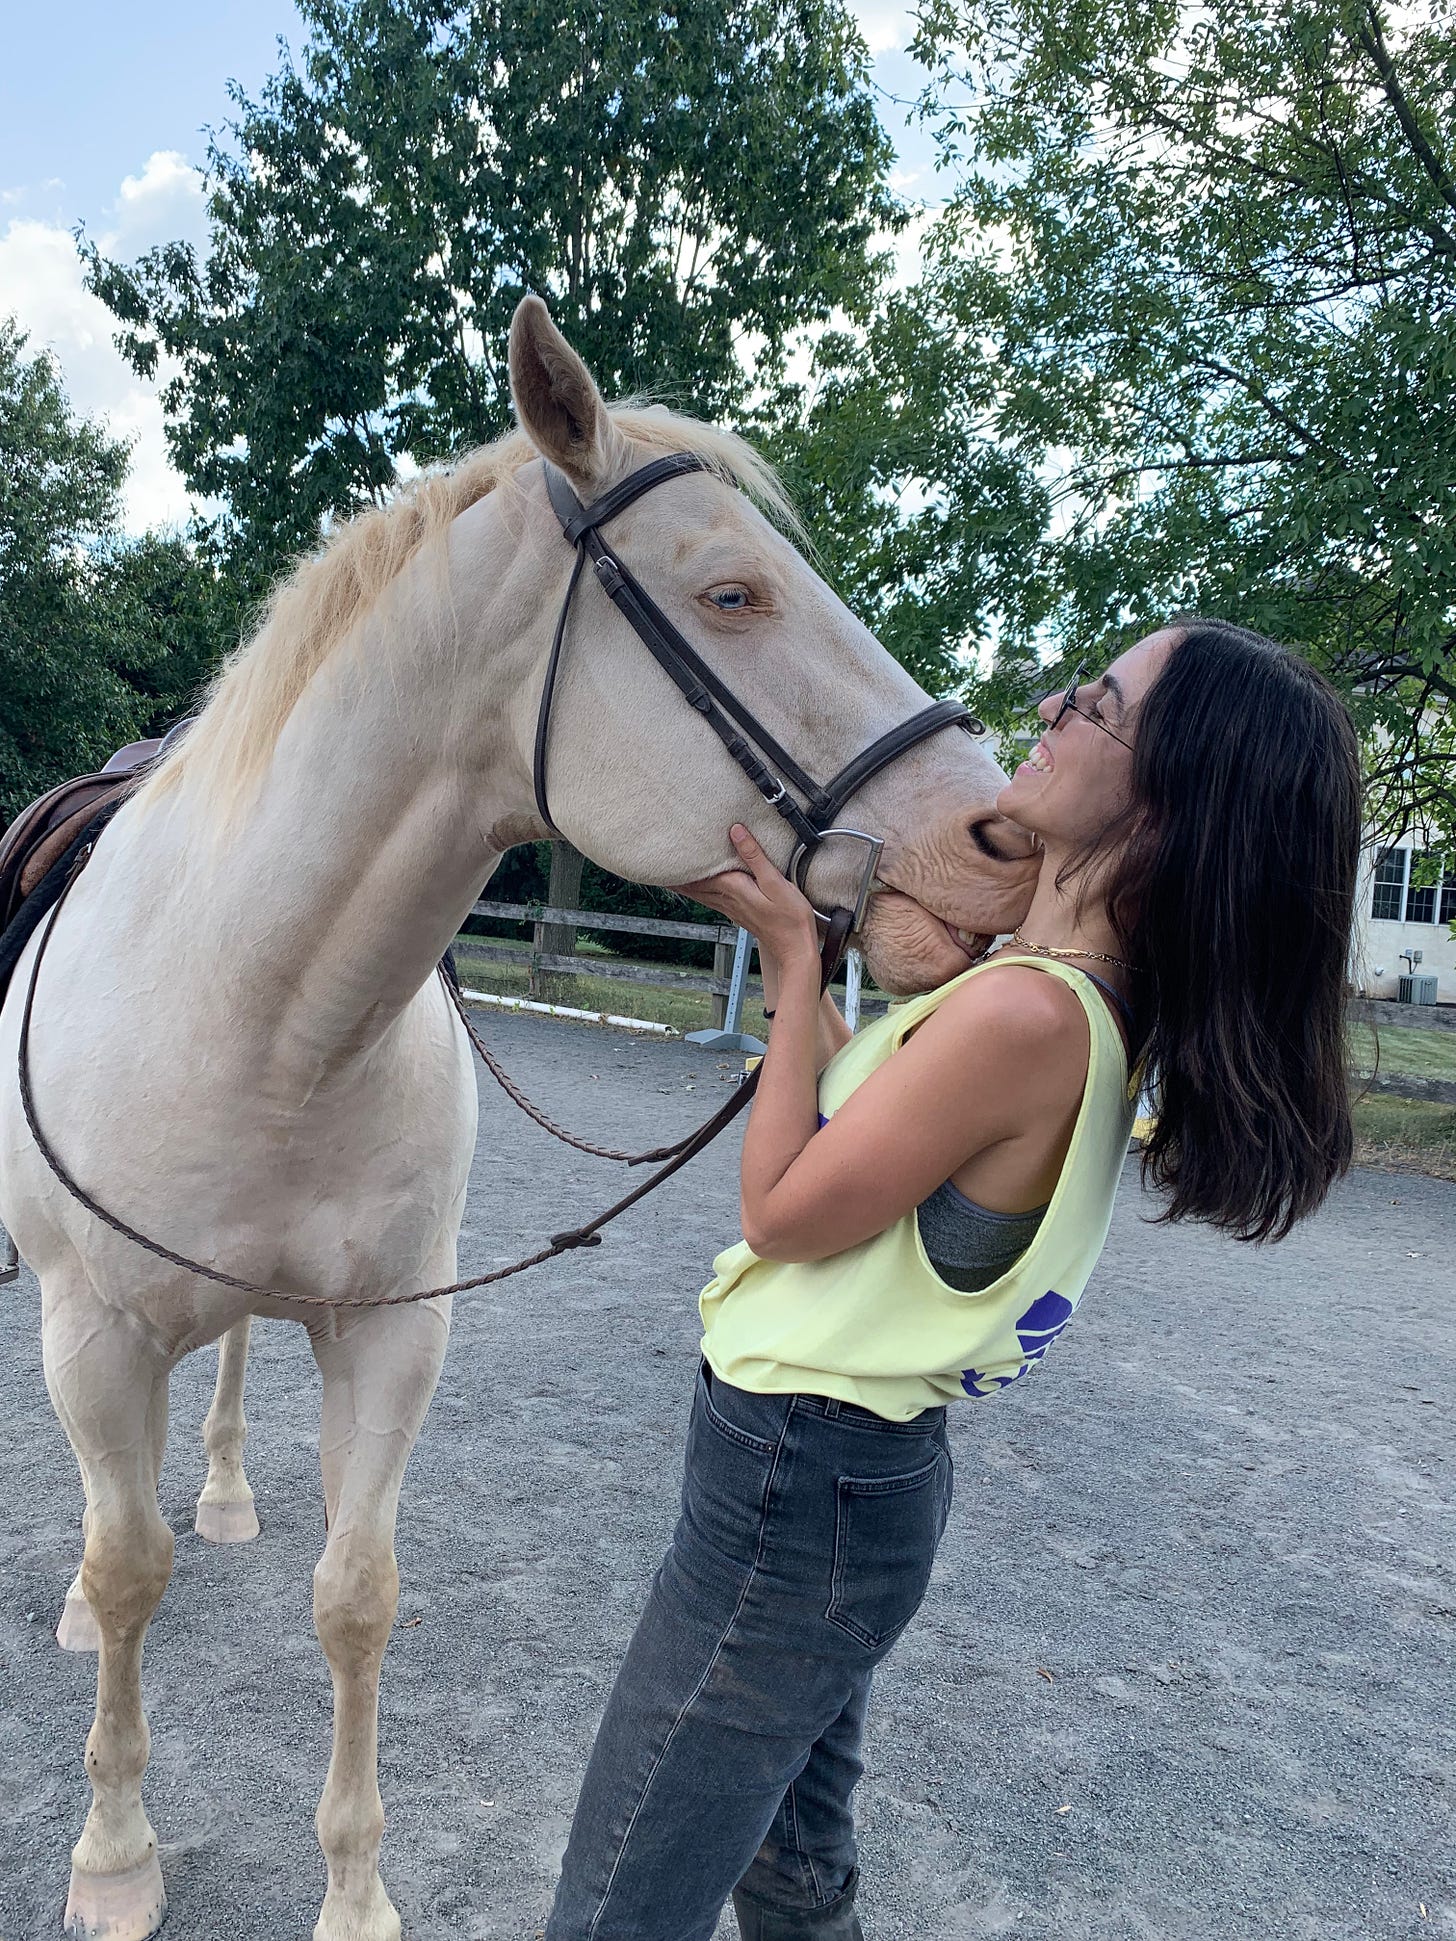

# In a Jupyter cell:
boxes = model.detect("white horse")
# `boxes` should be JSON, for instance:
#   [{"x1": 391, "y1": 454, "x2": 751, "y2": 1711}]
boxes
[{"x1": 0, "y1": 298, "x2": 1037, "y2": 1941}]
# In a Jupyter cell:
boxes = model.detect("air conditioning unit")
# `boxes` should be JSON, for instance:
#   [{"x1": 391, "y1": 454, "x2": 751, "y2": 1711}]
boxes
[{"x1": 1397, "y1": 973, "x2": 1439, "y2": 1005}]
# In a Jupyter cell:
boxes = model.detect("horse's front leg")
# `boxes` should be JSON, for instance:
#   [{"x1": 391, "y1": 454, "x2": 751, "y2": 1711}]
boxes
[
  {"x1": 307, "y1": 1291, "x2": 451, "y2": 1941},
  {"x1": 195, "y1": 1315, "x2": 261, "y2": 1542},
  {"x1": 43, "y1": 1280, "x2": 175, "y2": 1941},
  {"x1": 58, "y1": 1368, "x2": 168, "y2": 1655}
]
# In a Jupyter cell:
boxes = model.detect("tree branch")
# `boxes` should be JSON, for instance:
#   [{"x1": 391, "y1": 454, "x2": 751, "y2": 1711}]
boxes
[{"x1": 1356, "y1": 5, "x2": 1456, "y2": 220}]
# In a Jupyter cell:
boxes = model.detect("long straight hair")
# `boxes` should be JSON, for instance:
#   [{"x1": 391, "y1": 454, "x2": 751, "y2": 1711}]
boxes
[{"x1": 1102, "y1": 621, "x2": 1362, "y2": 1241}]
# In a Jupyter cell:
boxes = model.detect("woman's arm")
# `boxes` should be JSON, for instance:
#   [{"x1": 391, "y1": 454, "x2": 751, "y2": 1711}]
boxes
[
  {"x1": 690, "y1": 829, "x2": 1089, "y2": 1265},
  {"x1": 741, "y1": 967, "x2": 1086, "y2": 1260}
]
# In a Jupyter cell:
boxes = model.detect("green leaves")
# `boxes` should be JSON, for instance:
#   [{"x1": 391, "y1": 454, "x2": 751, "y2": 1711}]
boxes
[
  {"x1": 0, "y1": 323, "x2": 228, "y2": 822},
  {"x1": 883, "y1": 0, "x2": 1456, "y2": 842},
  {"x1": 83, "y1": 0, "x2": 899, "y2": 609},
  {"x1": 61, "y1": 0, "x2": 1454, "y2": 853}
]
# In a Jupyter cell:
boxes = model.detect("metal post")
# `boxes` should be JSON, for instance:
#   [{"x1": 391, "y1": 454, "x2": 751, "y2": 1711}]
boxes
[
  {"x1": 723, "y1": 925, "x2": 752, "y2": 1036},
  {"x1": 843, "y1": 947, "x2": 863, "y2": 1033},
  {"x1": 685, "y1": 927, "x2": 766, "y2": 1052}
]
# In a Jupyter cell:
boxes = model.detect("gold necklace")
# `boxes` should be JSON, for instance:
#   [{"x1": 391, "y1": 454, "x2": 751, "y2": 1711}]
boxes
[{"x1": 1010, "y1": 929, "x2": 1140, "y2": 973}]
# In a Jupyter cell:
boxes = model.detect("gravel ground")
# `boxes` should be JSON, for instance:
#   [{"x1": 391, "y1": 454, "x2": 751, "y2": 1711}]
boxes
[{"x1": 1, "y1": 1009, "x2": 1453, "y2": 1941}]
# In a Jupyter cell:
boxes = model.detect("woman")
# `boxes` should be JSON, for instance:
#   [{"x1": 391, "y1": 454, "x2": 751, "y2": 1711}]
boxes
[{"x1": 544, "y1": 619, "x2": 1361, "y2": 1941}]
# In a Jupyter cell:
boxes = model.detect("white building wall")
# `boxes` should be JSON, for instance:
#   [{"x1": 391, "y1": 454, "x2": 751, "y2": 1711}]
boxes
[{"x1": 1352, "y1": 846, "x2": 1456, "y2": 1002}]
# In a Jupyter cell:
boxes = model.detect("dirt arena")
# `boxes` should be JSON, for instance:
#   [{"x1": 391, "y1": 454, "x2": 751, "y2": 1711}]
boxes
[{"x1": 2, "y1": 1008, "x2": 1452, "y2": 1940}]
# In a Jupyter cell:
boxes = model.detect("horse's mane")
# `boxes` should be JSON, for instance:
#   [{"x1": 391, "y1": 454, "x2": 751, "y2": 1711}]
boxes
[{"x1": 137, "y1": 407, "x2": 799, "y2": 821}]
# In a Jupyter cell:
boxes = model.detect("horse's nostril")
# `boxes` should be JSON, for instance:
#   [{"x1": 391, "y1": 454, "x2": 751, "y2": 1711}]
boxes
[
  {"x1": 969, "y1": 815, "x2": 1037, "y2": 863},
  {"x1": 968, "y1": 817, "x2": 1008, "y2": 861}
]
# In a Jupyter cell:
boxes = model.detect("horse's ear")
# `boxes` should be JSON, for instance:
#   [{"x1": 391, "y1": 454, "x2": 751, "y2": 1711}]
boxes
[{"x1": 509, "y1": 295, "x2": 626, "y2": 484}]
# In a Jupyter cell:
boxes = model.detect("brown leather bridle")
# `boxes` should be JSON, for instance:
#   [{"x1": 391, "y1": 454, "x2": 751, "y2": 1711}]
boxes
[{"x1": 536, "y1": 454, "x2": 982, "y2": 930}]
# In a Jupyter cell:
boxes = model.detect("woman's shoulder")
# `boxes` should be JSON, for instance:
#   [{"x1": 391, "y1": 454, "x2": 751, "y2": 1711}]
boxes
[
  {"x1": 898, "y1": 959, "x2": 1093, "y2": 1098},
  {"x1": 927, "y1": 956, "x2": 1095, "y2": 1042}
]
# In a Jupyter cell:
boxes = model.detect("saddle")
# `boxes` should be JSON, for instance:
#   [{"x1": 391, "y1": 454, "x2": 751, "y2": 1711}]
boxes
[{"x1": 0, "y1": 724, "x2": 191, "y2": 934}]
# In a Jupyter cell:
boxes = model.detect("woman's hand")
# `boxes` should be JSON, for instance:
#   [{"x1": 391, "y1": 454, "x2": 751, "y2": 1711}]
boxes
[{"x1": 683, "y1": 825, "x2": 820, "y2": 971}]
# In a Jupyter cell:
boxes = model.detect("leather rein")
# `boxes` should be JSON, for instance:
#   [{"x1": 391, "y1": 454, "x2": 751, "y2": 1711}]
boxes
[
  {"x1": 12, "y1": 451, "x2": 978, "y2": 1310},
  {"x1": 14, "y1": 859, "x2": 851, "y2": 1310}
]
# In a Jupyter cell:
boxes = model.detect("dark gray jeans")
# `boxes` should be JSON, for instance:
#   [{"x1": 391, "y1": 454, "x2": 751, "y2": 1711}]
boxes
[{"x1": 545, "y1": 1361, "x2": 954, "y2": 1941}]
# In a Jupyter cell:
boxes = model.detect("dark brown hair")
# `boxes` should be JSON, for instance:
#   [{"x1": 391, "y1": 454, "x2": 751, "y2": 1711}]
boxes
[{"x1": 1102, "y1": 619, "x2": 1362, "y2": 1242}]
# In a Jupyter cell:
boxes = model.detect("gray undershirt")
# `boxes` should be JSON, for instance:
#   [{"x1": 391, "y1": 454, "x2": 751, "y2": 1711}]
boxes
[{"x1": 916, "y1": 1179, "x2": 1048, "y2": 1292}]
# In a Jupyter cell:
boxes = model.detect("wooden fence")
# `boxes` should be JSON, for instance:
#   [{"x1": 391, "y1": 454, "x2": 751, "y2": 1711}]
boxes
[{"x1": 456, "y1": 897, "x2": 762, "y2": 1025}]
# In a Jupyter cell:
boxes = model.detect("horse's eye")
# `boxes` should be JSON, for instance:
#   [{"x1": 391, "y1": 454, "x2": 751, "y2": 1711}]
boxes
[{"x1": 710, "y1": 587, "x2": 751, "y2": 611}]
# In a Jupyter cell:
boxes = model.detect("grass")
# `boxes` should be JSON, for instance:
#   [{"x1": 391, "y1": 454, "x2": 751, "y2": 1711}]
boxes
[
  {"x1": 451, "y1": 939, "x2": 776, "y2": 1038},
  {"x1": 1349, "y1": 1023, "x2": 1456, "y2": 1081},
  {"x1": 452, "y1": 937, "x2": 1456, "y2": 1182},
  {"x1": 1351, "y1": 1094, "x2": 1456, "y2": 1182}
]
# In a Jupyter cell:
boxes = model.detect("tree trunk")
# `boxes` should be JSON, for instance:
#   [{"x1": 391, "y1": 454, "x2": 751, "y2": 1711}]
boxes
[
  {"x1": 708, "y1": 935, "x2": 734, "y2": 1030},
  {"x1": 531, "y1": 841, "x2": 586, "y2": 1003}
]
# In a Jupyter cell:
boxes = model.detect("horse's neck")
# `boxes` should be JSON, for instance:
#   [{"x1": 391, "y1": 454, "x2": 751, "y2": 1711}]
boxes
[{"x1": 168, "y1": 572, "x2": 531, "y2": 1076}]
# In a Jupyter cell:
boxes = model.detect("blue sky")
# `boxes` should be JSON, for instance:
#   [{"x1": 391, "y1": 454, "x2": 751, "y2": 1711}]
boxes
[
  {"x1": 0, "y1": 3, "x2": 944, "y2": 532},
  {"x1": 0, "y1": 3, "x2": 307, "y2": 227}
]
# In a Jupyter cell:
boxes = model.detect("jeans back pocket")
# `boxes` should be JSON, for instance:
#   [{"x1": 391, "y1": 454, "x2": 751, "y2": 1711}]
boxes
[{"x1": 827, "y1": 1447, "x2": 951, "y2": 1652}]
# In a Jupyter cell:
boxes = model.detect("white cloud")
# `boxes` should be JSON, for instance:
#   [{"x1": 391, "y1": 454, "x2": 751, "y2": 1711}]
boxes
[
  {"x1": 889, "y1": 201, "x2": 939, "y2": 288},
  {"x1": 0, "y1": 151, "x2": 206, "y2": 534},
  {"x1": 112, "y1": 150, "x2": 210, "y2": 257},
  {"x1": 852, "y1": 4, "x2": 914, "y2": 56}
]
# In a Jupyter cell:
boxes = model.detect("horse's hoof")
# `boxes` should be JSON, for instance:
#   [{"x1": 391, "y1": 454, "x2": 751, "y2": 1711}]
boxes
[
  {"x1": 65, "y1": 1851, "x2": 166, "y2": 1940},
  {"x1": 56, "y1": 1584, "x2": 100, "y2": 1653},
  {"x1": 194, "y1": 1496, "x2": 260, "y2": 1543},
  {"x1": 313, "y1": 1879, "x2": 400, "y2": 1941}
]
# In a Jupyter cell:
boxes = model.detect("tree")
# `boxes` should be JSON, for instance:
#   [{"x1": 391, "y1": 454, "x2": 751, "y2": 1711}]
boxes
[
  {"x1": 0, "y1": 322, "x2": 227, "y2": 823},
  {"x1": 757, "y1": 305, "x2": 1051, "y2": 704},
  {"x1": 84, "y1": 0, "x2": 900, "y2": 605},
  {"x1": 875, "y1": 0, "x2": 1456, "y2": 841}
]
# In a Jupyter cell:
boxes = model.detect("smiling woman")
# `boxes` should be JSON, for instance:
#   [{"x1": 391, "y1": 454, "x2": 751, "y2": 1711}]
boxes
[{"x1": 540, "y1": 615, "x2": 1364, "y2": 1941}]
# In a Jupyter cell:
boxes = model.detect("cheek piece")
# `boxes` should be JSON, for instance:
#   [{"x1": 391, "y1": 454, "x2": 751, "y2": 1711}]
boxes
[{"x1": 536, "y1": 454, "x2": 984, "y2": 937}]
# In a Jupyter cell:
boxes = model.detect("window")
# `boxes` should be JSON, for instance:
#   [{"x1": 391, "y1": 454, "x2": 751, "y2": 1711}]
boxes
[
  {"x1": 1408, "y1": 852, "x2": 1439, "y2": 925},
  {"x1": 1371, "y1": 847, "x2": 1455, "y2": 925},
  {"x1": 1370, "y1": 847, "x2": 1408, "y2": 922}
]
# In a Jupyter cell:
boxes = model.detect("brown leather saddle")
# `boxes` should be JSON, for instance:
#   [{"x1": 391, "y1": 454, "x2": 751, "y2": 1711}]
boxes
[{"x1": 0, "y1": 723, "x2": 192, "y2": 935}]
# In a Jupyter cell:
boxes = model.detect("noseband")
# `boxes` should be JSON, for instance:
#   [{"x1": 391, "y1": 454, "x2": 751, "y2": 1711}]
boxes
[{"x1": 535, "y1": 454, "x2": 982, "y2": 931}]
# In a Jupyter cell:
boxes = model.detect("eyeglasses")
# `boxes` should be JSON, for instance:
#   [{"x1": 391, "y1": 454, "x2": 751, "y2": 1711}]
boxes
[{"x1": 1047, "y1": 664, "x2": 1133, "y2": 751}]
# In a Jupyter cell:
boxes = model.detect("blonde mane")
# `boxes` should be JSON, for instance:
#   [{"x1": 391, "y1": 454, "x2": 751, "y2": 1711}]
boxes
[{"x1": 137, "y1": 407, "x2": 799, "y2": 821}]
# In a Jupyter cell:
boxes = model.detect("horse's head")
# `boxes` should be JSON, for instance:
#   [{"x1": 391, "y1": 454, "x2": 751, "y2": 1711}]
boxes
[{"x1": 476, "y1": 297, "x2": 1038, "y2": 995}]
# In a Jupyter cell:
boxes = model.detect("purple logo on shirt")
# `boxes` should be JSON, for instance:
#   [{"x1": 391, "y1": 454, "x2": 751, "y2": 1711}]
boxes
[{"x1": 962, "y1": 1290, "x2": 1075, "y2": 1398}]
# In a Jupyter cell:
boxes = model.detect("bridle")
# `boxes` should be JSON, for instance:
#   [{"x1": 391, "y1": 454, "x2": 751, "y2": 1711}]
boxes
[
  {"x1": 535, "y1": 454, "x2": 982, "y2": 933},
  {"x1": 10, "y1": 450, "x2": 988, "y2": 1312}
]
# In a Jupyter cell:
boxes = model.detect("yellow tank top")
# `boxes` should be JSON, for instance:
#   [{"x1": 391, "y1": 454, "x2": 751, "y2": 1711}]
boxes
[{"x1": 700, "y1": 956, "x2": 1138, "y2": 1422}]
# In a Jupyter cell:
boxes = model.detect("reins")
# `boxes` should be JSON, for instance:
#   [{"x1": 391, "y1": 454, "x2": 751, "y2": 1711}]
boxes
[
  {"x1": 13, "y1": 849, "x2": 852, "y2": 1310},
  {"x1": 440, "y1": 956, "x2": 704, "y2": 1168}
]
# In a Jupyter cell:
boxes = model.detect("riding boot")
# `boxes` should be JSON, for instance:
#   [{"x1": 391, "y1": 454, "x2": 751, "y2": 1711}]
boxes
[{"x1": 732, "y1": 1869, "x2": 865, "y2": 1940}]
